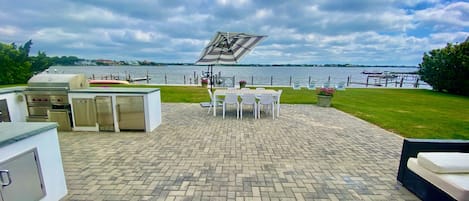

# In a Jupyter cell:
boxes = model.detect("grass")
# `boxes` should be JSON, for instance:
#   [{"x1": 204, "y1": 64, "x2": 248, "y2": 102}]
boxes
[
  {"x1": 6, "y1": 83, "x2": 469, "y2": 139},
  {"x1": 332, "y1": 88, "x2": 469, "y2": 140}
]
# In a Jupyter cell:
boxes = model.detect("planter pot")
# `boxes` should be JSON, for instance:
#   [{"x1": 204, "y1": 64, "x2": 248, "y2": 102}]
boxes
[
  {"x1": 240, "y1": 83, "x2": 246, "y2": 88},
  {"x1": 201, "y1": 83, "x2": 208, "y2": 88},
  {"x1": 317, "y1": 95, "x2": 332, "y2": 107}
]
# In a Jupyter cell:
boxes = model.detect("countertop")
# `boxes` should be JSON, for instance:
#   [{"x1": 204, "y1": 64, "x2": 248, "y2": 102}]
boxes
[
  {"x1": 0, "y1": 86, "x2": 26, "y2": 95},
  {"x1": 0, "y1": 122, "x2": 57, "y2": 148},
  {"x1": 70, "y1": 87, "x2": 160, "y2": 94}
]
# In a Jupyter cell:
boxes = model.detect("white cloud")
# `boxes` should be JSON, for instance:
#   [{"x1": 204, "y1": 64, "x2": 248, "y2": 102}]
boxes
[
  {"x1": 31, "y1": 28, "x2": 80, "y2": 42},
  {"x1": 133, "y1": 30, "x2": 154, "y2": 42},
  {"x1": 0, "y1": 26, "x2": 18, "y2": 36},
  {"x1": 254, "y1": 9, "x2": 273, "y2": 19},
  {"x1": 216, "y1": 0, "x2": 250, "y2": 7},
  {"x1": 414, "y1": 1, "x2": 469, "y2": 28}
]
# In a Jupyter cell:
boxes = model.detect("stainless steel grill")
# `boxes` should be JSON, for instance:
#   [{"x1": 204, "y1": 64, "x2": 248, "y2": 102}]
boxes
[{"x1": 24, "y1": 74, "x2": 88, "y2": 130}]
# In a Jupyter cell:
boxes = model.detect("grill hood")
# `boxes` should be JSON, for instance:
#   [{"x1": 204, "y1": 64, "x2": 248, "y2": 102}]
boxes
[{"x1": 27, "y1": 74, "x2": 88, "y2": 90}]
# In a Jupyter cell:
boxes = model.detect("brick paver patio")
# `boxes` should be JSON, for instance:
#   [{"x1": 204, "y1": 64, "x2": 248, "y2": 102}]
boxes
[{"x1": 59, "y1": 103, "x2": 418, "y2": 201}]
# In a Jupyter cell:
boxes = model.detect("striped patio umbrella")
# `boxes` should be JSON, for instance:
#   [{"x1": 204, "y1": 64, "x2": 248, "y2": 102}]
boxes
[
  {"x1": 196, "y1": 32, "x2": 267, "y2": 65},
  {"x1": 196, "y1": 32, "x2": 267, "y2": 90}
]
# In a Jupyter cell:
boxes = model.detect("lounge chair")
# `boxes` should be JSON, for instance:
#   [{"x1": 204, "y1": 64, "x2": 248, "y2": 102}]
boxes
[
  {"x1": 335, "y1": 81, "x2": 346, "y2": 90},
  {"x1": 397, "y1": 138, "x2": 469, "y2": 201},
  {"x1": 307, "y1": 81, "x2": 316, "y2": 90},
  {"x1": 322, "y1": 81, "x2": 331, "y2": 88},
  {"x1": 292, "y1": 81, "x2": 301, "y2": 90}
]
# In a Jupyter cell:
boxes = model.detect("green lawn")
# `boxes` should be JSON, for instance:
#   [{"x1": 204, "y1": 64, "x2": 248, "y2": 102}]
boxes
[
  {"x1": 4, "y1": 84, "x2": 469, "y2": 139},
  {"x1": 332, "y1": 89, "x2": 469, "y2": 140}
]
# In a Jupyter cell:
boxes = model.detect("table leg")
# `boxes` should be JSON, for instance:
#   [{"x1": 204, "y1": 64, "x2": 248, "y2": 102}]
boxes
[{"x1": 213, "y1": 96, "x2": 217, "y2": 116}]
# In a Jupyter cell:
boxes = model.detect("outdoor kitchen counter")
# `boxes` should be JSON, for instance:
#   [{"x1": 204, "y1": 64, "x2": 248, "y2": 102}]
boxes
[
  {"x1": 69, "y1": 87, "x2": 160, "y2": 94},
  {"x1": 0, "y1": 86, "x2": 25, "y2": 95},
  {"x1": 0, "y1": 122, "x2": 56, "y2": 148},
  {"x1": 68, "y1": 87, "x2": 162, "y2": 132}
]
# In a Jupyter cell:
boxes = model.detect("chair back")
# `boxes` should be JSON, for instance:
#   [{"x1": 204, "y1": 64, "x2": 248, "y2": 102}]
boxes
[
  {"x1": 208, "y1": 89, "x2": 214, "y2": 101},
  {"x1": 259, "y1": 94, "x2": 274, "y2": 104},
  {"x1": 224, "y1": 93, "x2": 238, "y2": 104},
  {"x1": 323, "y1": 81, "x2": 331, "y2": 88},
  {"x1": 336, "y1": 81, "x2": 346, "y2": 90},
  {"x1": 293, "y1": 81, "x2": 301, "y2": 89},
  {"x1": 273, "y1": 90, "x2": 282, "y2": 102},
  {"x1": 241, "y1": 93, "x2": 256, "y2": 104}
]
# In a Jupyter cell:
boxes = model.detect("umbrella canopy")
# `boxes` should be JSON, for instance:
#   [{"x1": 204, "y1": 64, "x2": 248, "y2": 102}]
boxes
[{"x1": 196, "y1": 32, "x2": 267, "y2": 65}]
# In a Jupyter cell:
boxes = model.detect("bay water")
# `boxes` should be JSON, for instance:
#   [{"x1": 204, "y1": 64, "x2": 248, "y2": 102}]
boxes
[{"x1": 48, "y1": 65, "x2": 428, "y2": 88}]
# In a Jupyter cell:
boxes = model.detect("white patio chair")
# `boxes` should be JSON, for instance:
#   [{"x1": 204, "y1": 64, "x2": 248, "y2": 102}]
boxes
[
  {"x1": 240, "y1": 93, "x2": 257, "y2": 119},
  {"x1": 292, "y1": 81, "x2": 301, "y2": 90},
  {"x1": 322, "y1": 81, "x2": 331, "y2": 88},
  {"x1": 223, "y1": 93, "x2": 239, "y2": 119},
  {"x1": 336, "y1": 81, "x2": 346, "y2": 90},
  {"x1": 273, "y1": 90, "x2": 282, "y2": 117},
  {"x1": 307, "y1": 81, "x2": 316, "y2": 90},
  {"x1": 207, "y1": 89, "x2": 223, "y2": 114},
  {"x1": 257, "y1": 94, "x2": 275, "y2": 120}
]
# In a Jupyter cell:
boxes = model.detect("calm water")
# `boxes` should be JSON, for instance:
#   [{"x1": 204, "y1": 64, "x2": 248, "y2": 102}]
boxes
[{"x1": 48, "y1": 65, "x2": 429, "y2": 88}]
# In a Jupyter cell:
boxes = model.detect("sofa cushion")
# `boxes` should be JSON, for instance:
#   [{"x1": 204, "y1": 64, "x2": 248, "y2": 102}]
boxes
[{"x1": 417, "y1": 152, "x2": 469, "y2": 173}]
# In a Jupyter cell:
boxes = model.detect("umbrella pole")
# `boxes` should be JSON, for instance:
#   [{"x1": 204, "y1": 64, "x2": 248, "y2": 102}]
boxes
[{"x1": 210, "y1": 64, "x2": 214, "y2": 92}]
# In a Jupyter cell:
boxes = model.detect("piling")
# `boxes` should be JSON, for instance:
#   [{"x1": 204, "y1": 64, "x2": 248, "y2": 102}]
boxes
[
  {"x1": 271, "y1": 76, "x2": 273, "y2": 86},
  {"x1": 146, "y1": 71, "x2": 149, "y2": 84}
]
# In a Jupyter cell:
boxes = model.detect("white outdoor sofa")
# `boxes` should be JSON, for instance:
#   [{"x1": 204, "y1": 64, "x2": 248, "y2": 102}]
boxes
[{"x1": 397, "y1": 138, "x2": 469, "y2": 201}]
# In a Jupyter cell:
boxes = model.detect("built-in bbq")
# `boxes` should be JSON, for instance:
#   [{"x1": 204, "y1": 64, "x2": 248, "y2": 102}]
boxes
[{"x1": 24, "y1": 74, "x2": 88, "y2": 131}]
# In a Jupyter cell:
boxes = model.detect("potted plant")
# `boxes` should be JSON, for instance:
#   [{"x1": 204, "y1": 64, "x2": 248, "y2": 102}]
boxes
[
  {"x1": 316, "y1": 87, "x2": 335, "y2": 107},
  {"x1": 201, "y1": 78, "x2": 209, "y2": 88},
  {"x1": 239, "y1": 80, "x2": 247, "y2": 88}
]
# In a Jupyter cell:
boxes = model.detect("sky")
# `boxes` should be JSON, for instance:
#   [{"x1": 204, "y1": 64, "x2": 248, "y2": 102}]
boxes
[{"x1": 0, "y1": 0, "x2": 468, "y2": 66}]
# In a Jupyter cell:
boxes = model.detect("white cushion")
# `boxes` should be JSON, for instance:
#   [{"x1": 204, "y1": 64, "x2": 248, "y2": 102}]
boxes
[
  {"x1": 408, "y1": 158, "x2": 469, "y2": 201},
  {"x1": 417, "y1": 152, "x2": 469, "y2": 173}
]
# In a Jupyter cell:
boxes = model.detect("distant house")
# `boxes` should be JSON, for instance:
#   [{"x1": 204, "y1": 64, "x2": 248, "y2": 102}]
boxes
[
  {"x1": 95, "y1": 59, "x2": 117, "y2": 66},
  {"x1": 75, "y1": 60, "x2": 97, "y2": 66}
]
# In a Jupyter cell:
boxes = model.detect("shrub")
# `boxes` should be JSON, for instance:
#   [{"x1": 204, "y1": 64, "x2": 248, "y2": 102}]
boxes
[{"x1": 418, "y1": 38, "x2": 469, "y2": 96}]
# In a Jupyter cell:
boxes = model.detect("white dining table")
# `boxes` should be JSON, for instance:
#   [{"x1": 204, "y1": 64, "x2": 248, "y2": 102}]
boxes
[{"x1": 212, "y1": 89, "x2": 280, "y2": 116}]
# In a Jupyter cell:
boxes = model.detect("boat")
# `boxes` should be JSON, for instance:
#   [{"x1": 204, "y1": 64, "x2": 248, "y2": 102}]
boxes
[
  {"x1": 361, "y1": 70, "x2": 383, "y2": 75},
  {"x1": 89, "y1": 80, "x2": 130, "y2": 85}
]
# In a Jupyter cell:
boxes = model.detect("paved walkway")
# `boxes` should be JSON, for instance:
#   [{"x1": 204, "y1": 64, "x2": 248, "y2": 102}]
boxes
[{"x1": 59, "y1": 103, "x2": 418, "y2": 201}]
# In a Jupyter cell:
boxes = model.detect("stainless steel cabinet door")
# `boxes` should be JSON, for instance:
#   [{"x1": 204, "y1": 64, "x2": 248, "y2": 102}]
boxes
[
  {"x1": 0, "y1": 149, "x2": 45, "y2": 201},
  {"x1": 116, "y1": 96, "x2": 145, "y2": 130},
  {"x1": 72, "y1": 98, "x2": 97, "y2": 127},
  {"x1": 95, "y1": 96, "x2": 114, "y2": 131}
]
